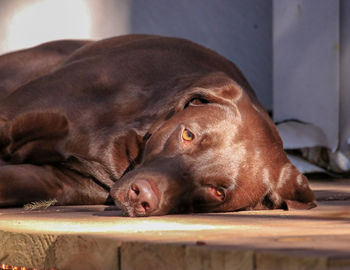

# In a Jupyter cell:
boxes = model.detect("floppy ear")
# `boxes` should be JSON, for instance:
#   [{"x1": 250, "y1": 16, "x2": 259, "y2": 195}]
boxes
[
  {"x1": 182, "y1": 72, "x2": 246, "y2": 104},
  {"x1": 263, "y1": 162, "x2": 317, "y2": 210}
]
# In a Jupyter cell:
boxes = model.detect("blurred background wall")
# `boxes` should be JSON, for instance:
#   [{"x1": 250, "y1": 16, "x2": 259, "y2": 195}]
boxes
[{"x1": 0, "y1": 0, "x2": 273, "y2": 110}]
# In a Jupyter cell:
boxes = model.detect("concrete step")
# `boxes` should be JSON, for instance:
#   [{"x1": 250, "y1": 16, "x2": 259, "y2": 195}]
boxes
[{"x1": 0, "y1": 179, "x2": 349, "y2": 270}]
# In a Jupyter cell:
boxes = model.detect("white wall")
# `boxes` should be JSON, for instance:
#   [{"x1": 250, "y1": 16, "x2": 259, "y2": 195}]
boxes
[
  {"x1": 273, "y1": 0, "x2": 350, "y2": 172},
  {"x1": 0, "y1": 0, "x2": 273, "y2": 110},
  {"x1": 128, "y1": 0, "x2": 273, "y2": 110},
  {"x1": 273, "y1": 0, "x2": 340, "y2": 151},
  {"x1": 0, "y1": 0, "x2": 132, "y2": 54},
  {"x1": 340, "y1": 0, "x2": 350, "y2": 154}
]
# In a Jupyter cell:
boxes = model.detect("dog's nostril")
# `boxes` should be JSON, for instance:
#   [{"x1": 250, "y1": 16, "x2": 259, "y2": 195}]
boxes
[
  {"x1": 131, "y1": 184, "x2": 140, "y2": 195},
  {"x1": 142, "y1": 201, "x2": 150, "y2": 211}
]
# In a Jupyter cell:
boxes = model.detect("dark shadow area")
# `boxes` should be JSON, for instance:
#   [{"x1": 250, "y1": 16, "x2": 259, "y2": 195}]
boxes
[
  {"x1": 91, "y1": 206, "x2": 350, "y2": 223},
  {"x1": 0, "y1": 205, "x2": 118, "y2": 216},
  {"x1": 314, "y1": 189, "x2": 350, "y2": 201},
  {"x1": 188, "y1": 242, "x2": 350, "y2": 258},
  {"x1": 200, "y1": 211, "x2": 350, "y2": 223}
]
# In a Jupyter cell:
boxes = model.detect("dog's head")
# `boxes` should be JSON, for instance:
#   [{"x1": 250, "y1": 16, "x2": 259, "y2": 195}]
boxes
[{"x1": 111, "y1": 73, "x2": 316, "y2": 216}]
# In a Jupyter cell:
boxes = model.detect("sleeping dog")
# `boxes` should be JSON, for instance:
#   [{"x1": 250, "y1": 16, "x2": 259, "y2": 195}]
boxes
[{"x1": 0, "y1": 35, "x2": 316, "y2": 216}]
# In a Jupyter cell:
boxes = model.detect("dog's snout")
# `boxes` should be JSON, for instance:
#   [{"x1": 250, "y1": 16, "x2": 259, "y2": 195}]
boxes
[{"x1": 128, "y1": 179, "x2": 159, "y2": 216}]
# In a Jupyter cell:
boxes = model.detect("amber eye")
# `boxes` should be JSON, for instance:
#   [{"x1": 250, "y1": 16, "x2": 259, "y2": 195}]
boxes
[
  {"x1": 216, "y1": 189, "x2": 224, "y2": 197},
  {"x1": 209, "y1": 186, "x2": 225, "y2": 200},
  {"x1": 182, "y1": 129, "x2": 194, "y2": 141}
]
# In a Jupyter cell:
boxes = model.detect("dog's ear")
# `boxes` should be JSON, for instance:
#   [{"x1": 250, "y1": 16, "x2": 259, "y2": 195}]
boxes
[
  {"x1": 281, "y1": 172, "x2": 317, "y2": 210},
  {"x1": 261, "y1": 162, "x2": 317, "y2": 210},
  {"x1": 189, "y1": 72, "x2": 246, "y2": 104}
]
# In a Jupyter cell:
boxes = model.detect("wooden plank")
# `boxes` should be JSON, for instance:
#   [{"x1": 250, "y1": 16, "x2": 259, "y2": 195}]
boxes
[
  {"x1": 185, "y1": 245, "x2": 254, "y2": 270},
  {"x1": 0, "y1": 180, "x2": 349, "y2": 269},
  {"x1": 328, "y1": 257, "x2": 350, "y2": 270},
  {"x1": 120, "y1": 242, "x2": 186, "y2": 270},
  {"x1": 256, "y1": 250, "x2": 328, "y2": 270},
  {"x1": 0, "y1": 232, "x2": 120, "y2": 270}
]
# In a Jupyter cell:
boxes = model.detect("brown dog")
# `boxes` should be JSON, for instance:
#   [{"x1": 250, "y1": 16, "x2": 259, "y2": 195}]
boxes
[{"x1": 0, "y1": 35, "x2": 316, "y2": 216}]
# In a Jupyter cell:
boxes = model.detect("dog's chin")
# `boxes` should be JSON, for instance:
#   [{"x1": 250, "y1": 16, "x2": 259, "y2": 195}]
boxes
[
  {"x1": 114, "y1": 202, "x2": 158, "y2": 217},
  {"x1": 113, "y1": 200, "x2": 132, "y2": 216},
  {"x1": 111, "y1": 190, "x2": 151, "y2": 217},
  {"x1": 110, "y1": 185, "x2": 131, "y2": 216},
  {"x1": 114, "y1": 197, "x2": 170, "y2": 217}
]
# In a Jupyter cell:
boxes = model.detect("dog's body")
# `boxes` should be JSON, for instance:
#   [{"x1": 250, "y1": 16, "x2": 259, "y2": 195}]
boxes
[{"x1": 0, "y1": 35, "x2": 316, "y2": 216}]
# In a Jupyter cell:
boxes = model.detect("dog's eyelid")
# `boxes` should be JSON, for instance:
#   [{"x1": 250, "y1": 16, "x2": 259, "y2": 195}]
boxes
[
  {"x1": 143, "y1": 132, "x2": 152, "y2": 142},
  {"x1": 164, "y1": 108, "x2": 175, "y2": 120},
  {"x1": 184, "y1": 96, "x2": 210, "y2": 108}
]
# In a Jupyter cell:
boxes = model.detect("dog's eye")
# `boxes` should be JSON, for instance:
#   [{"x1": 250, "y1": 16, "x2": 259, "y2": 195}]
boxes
[
  {"x1": 184, "y1": 97, "x2": 209, "y2": 108},
  {"x1": 209, "y1": 186, "x2": 225, "y2": 200},
  {"x1": 216, "y1": 188, "x2": 224, "y2": 197},
  {"x1": 182, "y1": 129, "x2": 194, "y2": 141}
]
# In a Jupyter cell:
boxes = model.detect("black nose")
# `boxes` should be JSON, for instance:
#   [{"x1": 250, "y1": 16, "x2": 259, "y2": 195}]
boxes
[{"x1": 128, "y1": 179, "x2": 159, "y2": 216}]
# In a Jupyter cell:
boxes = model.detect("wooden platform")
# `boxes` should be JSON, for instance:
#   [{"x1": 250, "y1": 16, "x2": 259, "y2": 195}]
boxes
[{"x1": 0, "y1": 179, "x2": 349, "y2": 270}]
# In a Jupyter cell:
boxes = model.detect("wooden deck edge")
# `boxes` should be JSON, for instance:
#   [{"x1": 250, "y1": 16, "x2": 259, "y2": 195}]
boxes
[{"x1": 1, "y1": 231, "x2": 350, "y2": 270}]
